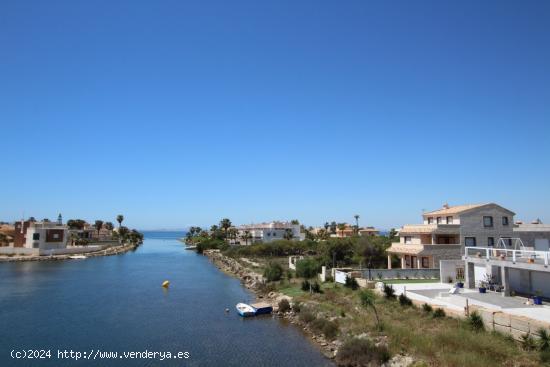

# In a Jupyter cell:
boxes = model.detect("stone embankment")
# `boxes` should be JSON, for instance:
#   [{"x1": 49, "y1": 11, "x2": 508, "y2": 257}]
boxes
[
  {"x1": 202, "y1": 249, "x2": 414, "y2": 367},
  {"x1": 0, "y1": 243, "x2": 138, "y2": 262}
]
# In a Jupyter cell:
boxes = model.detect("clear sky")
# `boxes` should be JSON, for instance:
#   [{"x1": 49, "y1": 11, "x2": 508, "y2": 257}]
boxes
[{"x1": 1, "y1": 1, "x2": 549, "y2": 230}]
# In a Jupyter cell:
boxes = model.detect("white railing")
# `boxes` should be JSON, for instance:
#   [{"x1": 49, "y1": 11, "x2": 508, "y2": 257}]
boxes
[{"x1": 465, "y1": 246, "x2": 549, "y2": 266}]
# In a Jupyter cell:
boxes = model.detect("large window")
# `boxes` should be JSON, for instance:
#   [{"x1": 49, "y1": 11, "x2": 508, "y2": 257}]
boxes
[
  {"x1": 488, "y1": 237, "x2": 495, "y2": 247},
  {"x1": 446, "y1": 216, "x2": 453, "y2": 224},
  {"x1": 427, "y1": 217, "x2": 433, "y2": 224},
  {"x1": 422, "y1": 257, "x2": 430, "y2": 268},
  {"x1": 483, "y1": 216, "x2": 493, "y2": 228},
  {"x1": 32, "y1": 233, "x2": 40, "y2": 240},
  {"x1": 404, "y1": 236, "x2": 412, "y2": 244},
  {"x1": 502, "y1": 216, "x2": 509, "y2": 226},
  {"x1": 465, "y1": 237, "x2": 477, "y2": 247},
  {"x1": 436, "y1": 217, "x2": 442, "y2": 224}
]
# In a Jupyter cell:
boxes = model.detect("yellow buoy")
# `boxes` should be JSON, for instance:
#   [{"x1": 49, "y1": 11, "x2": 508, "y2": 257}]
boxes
[{"x1": 162, "y1": 280, "x2": 170, "y2": 288}]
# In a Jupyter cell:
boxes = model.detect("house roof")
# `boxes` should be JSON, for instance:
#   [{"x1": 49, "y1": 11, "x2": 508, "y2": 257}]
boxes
[
  {"x1": 423, "y1": 203, "x2": 515, "y2": 217},
  {"x1": 399, "y1": 224, "x2": 437, "y2": 234}
]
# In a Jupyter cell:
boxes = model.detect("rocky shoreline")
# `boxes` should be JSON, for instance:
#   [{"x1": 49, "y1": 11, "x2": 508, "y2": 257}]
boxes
[
  {"x1": 202, "y1": 250, "x2": 414, "y2": 366},
  {"x1": 0, "y1": 243, "x2": 139, "y2": 262}
]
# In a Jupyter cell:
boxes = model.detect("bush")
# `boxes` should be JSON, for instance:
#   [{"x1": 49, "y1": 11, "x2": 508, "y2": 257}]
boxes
[
  {"x1": 336, "y1": 338, "x2": 391, "y2": 366},
  {"x1": 311, "y1": 281, "x2": 322, "y2": 293},
  {"x1": 292, "y1": 301, "x2": 301, "y2": 313},
  {"x1": 296, "y1": 258, "x2": 320, "y2": 279},
  {"x1": 538, "y1": 328, "x2": 550, "y2": 351},
  {"x1": 299, "y1": 310, "x2": 316, "y2": 324},
  {"x1": 540, "y1": 349, "x2": 550, "y2": 364},
  {"x1": 521, "y1": 333, "x2": 537, "y2": 351},
  {"x1": 383, "y1": 284, "x2": 396, "y2": 299},
  {"x1": 432, "y1": 308, "x2": 446, "y2": 318},
  {"x1": 278, "y1": 298, "x2": 291, "y2": 313},
  {"x1": 311, "y1": 318, "x2": 339, "y2": 340},
  {"x1": 468, "y1": 311, "x2": 485, "y2": 332},
  {"x1": 301, "y1": 280, "x2": 311, "y2": 292},
  {"x1": 422, "y1": 303, "x2": 433, "y2": 313},
  {"x1": 263, "y1": 262, "x2": 284, "y2": 282},
  {"x1": 399, "y1": 294, "x2": 413, "y2": 307},
  {"x1": 345, "y1": 276, "x2": 359, "y2": 290}
]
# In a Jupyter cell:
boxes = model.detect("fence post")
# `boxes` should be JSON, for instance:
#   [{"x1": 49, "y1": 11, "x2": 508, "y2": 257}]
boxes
[
  {"x1": 513, "y1": 250, "x2": 516, "y2": 263},
  {"x1": 486, "y1": 248, "x2": 490, "y2": 260}
]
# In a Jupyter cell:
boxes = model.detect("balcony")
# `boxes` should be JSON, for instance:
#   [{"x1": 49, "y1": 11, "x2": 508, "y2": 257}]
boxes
[
  {"x1": 388, "y1": 242, "x2": 461, "y2": 255},
  {"x1": 465, "y1": 246, "x2": 550, "y2": 267}
]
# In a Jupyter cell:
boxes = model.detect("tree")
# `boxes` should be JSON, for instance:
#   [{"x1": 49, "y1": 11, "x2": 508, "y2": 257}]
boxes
[
  {"x1": 359, "y1": 290, "x2": 380, "y2": 329},
  {"x1": 67, "y1": 219, "x2": 86, "y2": 230},
  {"x1": 228, "y1": 227, "x2": 238, "y2": 242},
  {"x1": 354, "y1": 214, "x2": 360, "y2": 234},
  {"x1": 104, "y1": 222, "x2": 114, "y2": 231},
  {"x1": 316, "y1": 229, "x2": 329, "y2": 241},
  {"x1": 337, "y1": 223, "x2": 347, "y2": 238},
  {"x1": 388, "y1": 228, "x2": 398, "y2": 241},
  {"x1": 296, "y1": 258, "x2": 320, "y2": 293},
  {"x1": 241, "y1": 230, "x2": 251, "y2": 245},
  {"x1": 329, "y1": 221, "x2": 337, "y2": 234},
  {"x1": 324, "y1": 222, "x2": 330, "y2": 231},
  {"x1": 263, "y1": 262, "x2": 283, "y2": 282},
  {"x1": 283, "y1": 228, "x2": 293, "y2": 240},
  {"x1": 290, "y1": 219, "x2": 300, "y2": 225},
  {"x1": 116, "y1": 215, "x2": 124, "y2": 228},
  {"x1": 94, "y1": 220, "x2": 104, "y2": 239},
  {"x1": 220, "y1": 218, "x2": 232, "y2": 239},
  {"x1": 117, "y1": 226, "x2": 129, "y2": 244}
]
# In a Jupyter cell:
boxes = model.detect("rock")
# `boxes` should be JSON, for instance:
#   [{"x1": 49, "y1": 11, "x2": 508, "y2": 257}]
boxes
[{"x1": 383, "y1": 354, "x2": 415, "y2": 367}]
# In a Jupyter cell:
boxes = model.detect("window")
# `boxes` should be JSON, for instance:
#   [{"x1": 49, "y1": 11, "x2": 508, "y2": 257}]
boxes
[
  {"x1": 427, "y1": 217, "x2": 433, "y2": 224},
  {"x1": 422, "y1": 257, "x2": 430, "y2": 268},
  {"x1": 465, "y1": 237, "x2": 477, "y2": 247},
  {"x1": 446, "y1": 216, "x2": 453, "y2": 224},
  {"x1": 483, "y1": 216, "x2": 493, "y2": 228},
  {"x1": 33, "y1": 242, "x2": 39, "y2": 248},
  {"x1": 404, "y1": 236, "x2": 412, "y2": 244},
  {"x1": 502, "y1": 237, "x2": 512, "y2": 247},
  {"x1": 436, "y1": 217, "x2": 442, "y2": 224},
  {"x1": 32, "y1": 233, "x2": 40, "y2": 240},
  {"x1": 488, "y1": 237, "x2": 495, "y2": 247},
  {"x1": 502, "y1": 216, "x2": 509, "y2": 226},
  {"x1": 405, "y1": 255, "x2": 410, "y2": 267},
  {"x1": 53, "y1": 233, "x2": 59, "y2": 239},
  {"x1": 456, "y1": 267, "x2": 465, "y2": 280}
]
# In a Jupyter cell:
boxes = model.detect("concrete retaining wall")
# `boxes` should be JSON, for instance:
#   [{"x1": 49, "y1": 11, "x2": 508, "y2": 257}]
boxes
[{"x1": 469, "y1": 306, "x2": 550, "y2": 340}]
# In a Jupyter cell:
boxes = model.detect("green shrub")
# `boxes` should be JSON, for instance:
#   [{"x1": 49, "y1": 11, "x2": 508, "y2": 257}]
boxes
[
  {"x1": 432, "y1": 308, "x2": 446, "y2": 318},
  {"x1": 311, "y1": 281, "x2": 322, "y2": 293},
  {"x1": 468, "y1": 311, "x2": 484, "y2": 332},
  {"x1": 336, "y1": 338, "x2": 391, "y2": 366},
  {"x1": 311, "y1": 318, "x2": 339, "y2": 340},
  {"x1": 422, "y1": 303, "x2": 433, "y2": 313},
  {"x1": 299, "y1": 311, "x2": 316, "y2": 324},
  {"x1": 278, "y1": 298, "x2": 291, "y2": 313},
  {"x1": 399, "y1": 293, "x2": 413, "y2": 307},
  {"x1": 296, "y1": 258, "x2": 320, "y2": 279},
  {"x1": 344, "y1": 276, "x2": 359, "y2": 290},
  {"x1": 263, "y1": 262, "x2": 284, "y2": 282},
  {"x1": 383, "y1": 284, "x2": 396, "y2": 299},
  {"x1": 538, "y1": 328, "x2": 550, "y2": 351},
  {"x1": 521, "y1": 333, "x2": 537, "y2": 351},
  {"x1": 292, "y1": 301, "x2": 301, "y2": 313},
  {"x1": 540, "y1": 349, "x2": 550, "y2": 364},
  {"x1": 301, "y1": 280, "x2": 311, "y2": 291}
]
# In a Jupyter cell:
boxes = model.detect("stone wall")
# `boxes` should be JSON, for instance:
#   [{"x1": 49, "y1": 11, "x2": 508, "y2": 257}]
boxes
[
  {"x1": 469, "y1": 306, "x2": 550, "y2": 340},
  {"x1": 459, "y1": 205, "x2": 514, "y2": 248}
]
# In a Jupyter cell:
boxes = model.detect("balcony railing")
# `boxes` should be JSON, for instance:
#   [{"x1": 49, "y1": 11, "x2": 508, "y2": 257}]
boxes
[{"x1": 465, "y1": 246, "x2": 550, "y2": 266}]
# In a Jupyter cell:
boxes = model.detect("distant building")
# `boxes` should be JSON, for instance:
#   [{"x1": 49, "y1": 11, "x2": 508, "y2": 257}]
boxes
[
  {"x1": 13, "y1": 217, "x2": 69, "y2": 250},
  {"x1": 332, "y1": 224, "x2": 379, "y2": 238},
  {"x1": 236, "y1": 221, "x2": 303, "y2": 244}
]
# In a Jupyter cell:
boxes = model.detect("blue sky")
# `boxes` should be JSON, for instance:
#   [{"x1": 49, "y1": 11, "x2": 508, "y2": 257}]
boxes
[{"x1": 1, "y1": 1, "x2": 549, "y2": 230}]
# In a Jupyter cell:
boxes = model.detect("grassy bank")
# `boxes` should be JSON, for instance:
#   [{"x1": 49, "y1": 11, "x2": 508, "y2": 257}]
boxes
[{"x1": 270, "y1": 280, "x2": 545, "y2": 367}]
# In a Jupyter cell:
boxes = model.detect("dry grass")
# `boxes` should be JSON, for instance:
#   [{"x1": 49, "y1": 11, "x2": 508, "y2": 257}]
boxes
[{"x1": 289, "y1": 283, "x2": 542, "y2": 367}]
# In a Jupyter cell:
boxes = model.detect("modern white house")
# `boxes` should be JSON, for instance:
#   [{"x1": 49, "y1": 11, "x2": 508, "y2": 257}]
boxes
[
  {"x1": 236, "y1": 221, "x2": 303, "y2": 244},
  {"x1": 387, "y1": 203, "x2": 515, "y2": 269},
  {"x1": 464, "y1": 219, "x2": 550, "y2": 298},
  {"x1": 13, "y1": 217, "x2": 69, "y2": 250}
]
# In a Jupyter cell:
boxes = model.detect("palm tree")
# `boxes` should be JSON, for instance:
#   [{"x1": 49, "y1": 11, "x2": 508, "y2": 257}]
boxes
[
  {"x1": 116, "y1": 215, "x2": 124, "y2": 228},
  {"x1": 283, "y1": 228, "x2": 293, "y2": 240},
  {"x1": 354, "y1": 214, "x2": 360, "y2": 234},
  {"x1": 324, "y1": 222, "x2": 329, "y2": 231},
  {"x1": 360, "y1": 290, "x2": 380, "y2": 329},
  {"x1": 337, "y1": 223, "x2": 347, "y2": 238},
  {"x1": 220, "y1": 218, "x2": 232, "y2": 239},
  {"x1": 241, "y1": 230, "x2": 251, "y2": 245},
  {"x1": 104, "y1": 222, "x2": 114, "y2": 231},
  {"x1": 117, "y1": 226, "x2": 129, "y2": 245},
  {"x1": 228, "y1": 227, "x2": 238, "y2": 242},
  {"x1": 94, "y1": 220, "x2": 104, "y2": 239}
]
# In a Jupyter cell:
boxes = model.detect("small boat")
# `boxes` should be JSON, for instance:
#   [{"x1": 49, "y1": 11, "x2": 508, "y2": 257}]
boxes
[
  {"x1": 69, "y1": 255, "x2": 87, "y2": 259},
  {"x1": 236, "y1": 303, "x2": 256, "y2": 317},
  {"x1": 250, "y1": 302, "x2": 273, "y2": 315}
]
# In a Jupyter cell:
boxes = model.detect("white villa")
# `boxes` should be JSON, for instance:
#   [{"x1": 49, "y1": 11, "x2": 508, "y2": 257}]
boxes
[{"x1": 236, "y1": 221, "x2": 303, "y2": 244}]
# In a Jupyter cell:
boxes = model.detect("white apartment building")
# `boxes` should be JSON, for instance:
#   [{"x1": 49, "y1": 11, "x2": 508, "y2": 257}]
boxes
[{"x1": 236, "y1": 221, "x2": 303, "y2": 244}]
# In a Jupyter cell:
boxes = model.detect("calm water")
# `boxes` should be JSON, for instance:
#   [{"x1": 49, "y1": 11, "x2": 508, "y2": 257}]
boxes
[{"x1": 0, "y1": 232, "x2": 333, "y2": 367}]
